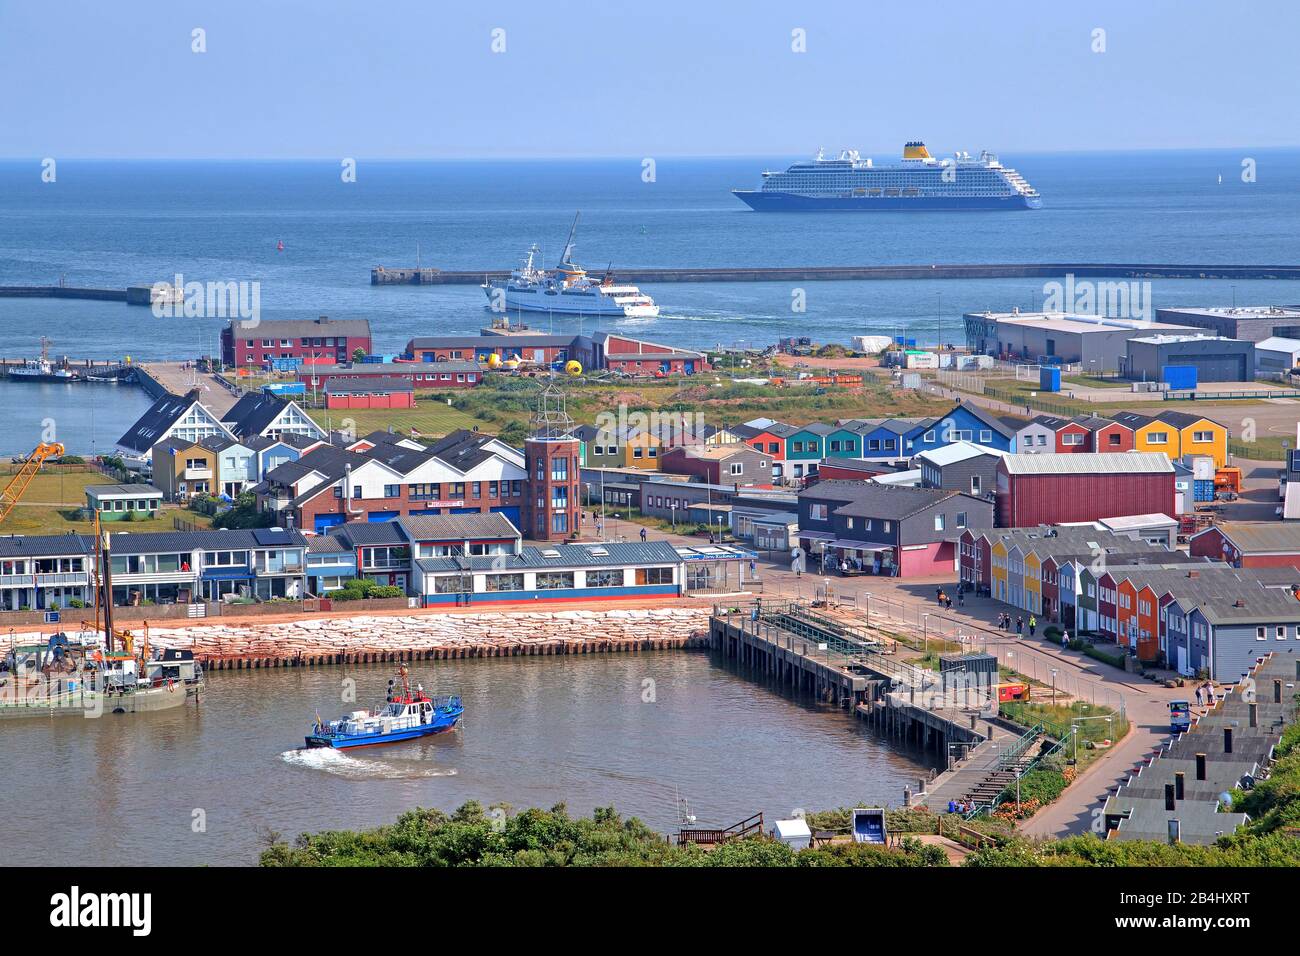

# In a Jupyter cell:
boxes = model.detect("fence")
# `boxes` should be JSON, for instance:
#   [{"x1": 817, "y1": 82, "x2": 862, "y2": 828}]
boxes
[{"x1": 847, "y1": 590, "x2": 1127, "y2": 716}]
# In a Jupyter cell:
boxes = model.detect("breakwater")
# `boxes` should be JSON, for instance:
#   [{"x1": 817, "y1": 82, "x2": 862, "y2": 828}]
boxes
[
  {"x1": 0, "y1": 285, "x2": 163, "y2": 304},
  {"x1": 372, "y1": 262, "x2": 1300, "y2": 285},
  {"x1": 138, "y1": 607, "x2": 713, "y2": 670}
]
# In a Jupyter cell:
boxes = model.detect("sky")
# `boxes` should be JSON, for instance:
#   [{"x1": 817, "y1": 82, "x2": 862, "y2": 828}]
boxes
[{"x1": 1, "y1": 0, "x2": 1297, "y2": 159}]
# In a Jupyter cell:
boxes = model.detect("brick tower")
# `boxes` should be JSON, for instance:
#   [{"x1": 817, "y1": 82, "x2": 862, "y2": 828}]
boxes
[{"x1": 523, "y1": 380, "x2": 581, "y2": 541}]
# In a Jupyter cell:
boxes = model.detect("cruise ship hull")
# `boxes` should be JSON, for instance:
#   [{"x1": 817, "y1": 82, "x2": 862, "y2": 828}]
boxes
[
  {"x1": 486, "y1": 285, "x2": 660, "y2": 318},
  {"x1": 733, "y1": 191, "x2": 1041, "y2": 211}
]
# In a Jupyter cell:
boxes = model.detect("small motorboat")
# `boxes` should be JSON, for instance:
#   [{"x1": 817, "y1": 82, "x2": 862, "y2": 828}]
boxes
[{"x1": 305, "y1": 664, "x2": 462, "y2": 749}]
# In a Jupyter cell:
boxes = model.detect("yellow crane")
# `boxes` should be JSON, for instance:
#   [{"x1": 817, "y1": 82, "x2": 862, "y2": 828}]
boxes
[{"x1": 0, "y1": 441, "x2": 64, "y2": 522}]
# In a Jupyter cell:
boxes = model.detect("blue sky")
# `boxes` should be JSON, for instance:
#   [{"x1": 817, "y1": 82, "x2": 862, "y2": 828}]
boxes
[{"x1": 1, "y1": 0, "x2": 1296, "y2": 158}]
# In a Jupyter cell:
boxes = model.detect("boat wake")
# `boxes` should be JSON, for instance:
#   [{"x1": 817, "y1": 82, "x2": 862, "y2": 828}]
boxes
[{"x1": 280, "y1": 748, "x2": 458, "y2": 781}]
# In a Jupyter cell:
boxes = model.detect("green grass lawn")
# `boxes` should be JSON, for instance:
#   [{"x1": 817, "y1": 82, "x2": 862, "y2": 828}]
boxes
[
  {"x1": 307, "y1": 403, "x2": 487, "y2": 439},
  {"x1": 0, "y1": 467, "x2": 212, "y2": 536}
]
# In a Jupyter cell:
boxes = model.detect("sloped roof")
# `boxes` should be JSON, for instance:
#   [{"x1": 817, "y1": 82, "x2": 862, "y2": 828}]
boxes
[
  {"x1": 398, "y1": 512, "x2": 521, "y2": 541},
  {"x1": 221, "y1": 392, "x2": 292, "y2": 439},
  {"x1": 116, "y1": 390, "x2": 205, "y2": 453}
]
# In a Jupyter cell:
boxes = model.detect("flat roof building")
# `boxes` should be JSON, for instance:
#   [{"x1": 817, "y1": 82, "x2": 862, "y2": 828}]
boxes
[
  {"x1": 1155, "y1": 305, "x2": 1300, "y2": 343},
  {"x1": 1124, "y1": 333, "x2": 1255, "y2": 383},
  {"x1": 963, "y1": 310, "x2": 1201, "y2": 371}
]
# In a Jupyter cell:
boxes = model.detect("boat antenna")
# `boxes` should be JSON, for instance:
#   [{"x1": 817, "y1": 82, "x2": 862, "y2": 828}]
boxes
[{"x1": 558, "y1": 211, "x2": 580, "y2": 268}]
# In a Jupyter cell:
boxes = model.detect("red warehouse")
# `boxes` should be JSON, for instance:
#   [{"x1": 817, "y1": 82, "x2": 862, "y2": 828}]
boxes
[{"x1": 995, "y1": 452, "x2": 1175, "y2": 527}]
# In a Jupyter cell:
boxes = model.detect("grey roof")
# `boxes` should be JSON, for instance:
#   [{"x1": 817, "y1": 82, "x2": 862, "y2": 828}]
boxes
[
  {"x1": 116, "y1": 390, "x2": 203, "y2": 453},
  {"x1": 407, "y1": 334, "x2": 575, "y2": 350},
  {"x1": 326, "y1": 521, "x2": 409, "y2": 547},
  {"x1": 1001, "y1": 451, "x2": 1173, "y2": 475},
  {"x1": 221, "y1": 392, "x2": 296, "y2": 439},
  {"x1": 306, "y1": 534, "x2": 349, "y2": 554},
  {"x1": 84, "y1": 484, "x2": 163, "y2": 499},
  {"x1": 414, "y1": 540, "x2": 679, "y2": 574},
  {"x1": 105, "y1": 527, "x2": 306, "y2": 555},
  {"x1": 323, "y1": 376, "x2": 415, "y2": 394},
  {"x1": 1208, "y1": 522, "x2": 1300, "y2": 555},
  {"x1": 801, "y1": 480, "x2": 962, "y2": 520},
  {"x1": 397, "y1": 512, "x2": 521, "y2": 540},
  {"x1": 232, "y1": 316, "x2": 370, "y2": 340},
  {"x1": 0, "y1": 534, "x2": 93, "y2": 558}
]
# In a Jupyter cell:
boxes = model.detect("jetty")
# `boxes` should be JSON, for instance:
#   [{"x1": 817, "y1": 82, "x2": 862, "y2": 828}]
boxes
[
  {"x1": 372, "y1": 262, "x2": 1300, "y2": 286},
  {"x1": 0, "y1": 284, "x2": 166, "y2": 305},
  {"x1": 709, "y1": 601, "x2": 990, "y2": 757}
]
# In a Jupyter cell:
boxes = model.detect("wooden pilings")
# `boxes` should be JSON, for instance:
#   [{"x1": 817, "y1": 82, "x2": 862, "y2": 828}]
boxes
[{"x1": 197, "y1": 634, "x2": 708, "y2": 671}]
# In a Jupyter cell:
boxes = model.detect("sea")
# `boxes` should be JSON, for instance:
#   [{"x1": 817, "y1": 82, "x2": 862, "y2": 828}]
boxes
[{"x1": 1, "y1": 148, "x2": 1299, "y2": 450}]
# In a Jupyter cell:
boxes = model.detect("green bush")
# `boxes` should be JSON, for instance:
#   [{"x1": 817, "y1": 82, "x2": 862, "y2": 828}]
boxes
[
  {"x1": 1043, "y1": 625, "x2": 1062, "y2": 640},
  {"x1": 1084, "y1": 644, "x2": 1126, "y2": 668}
]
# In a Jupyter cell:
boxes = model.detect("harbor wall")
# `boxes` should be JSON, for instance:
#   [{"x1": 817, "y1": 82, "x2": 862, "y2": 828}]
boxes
[{"x1": 372, "y1": 263, "x2": 1300, "y2": 285}]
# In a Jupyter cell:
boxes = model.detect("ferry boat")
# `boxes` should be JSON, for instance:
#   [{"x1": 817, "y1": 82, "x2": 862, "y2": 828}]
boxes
[
  {"x1": 482, "y1": 213, "x2": 660, "y2": 318},
  {"x1": 7, "y1": 337, "x2": 77, "y2": 382},
  {"x1": 305, "y1": 664, "x2": 463, "y2": 749},
  {"x1": 733, "y1": 142, "x2": 1042, "y2": 211}
]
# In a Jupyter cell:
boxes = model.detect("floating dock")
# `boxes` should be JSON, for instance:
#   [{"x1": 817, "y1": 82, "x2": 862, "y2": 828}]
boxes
[{"x1": 372, "y1": 262, "x2": 1300, "y2": 286}]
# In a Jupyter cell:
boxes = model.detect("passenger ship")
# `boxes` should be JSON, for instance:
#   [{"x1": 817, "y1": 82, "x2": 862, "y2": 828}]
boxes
[
  {"x1": 732, "y1": 142, "x2": 1042, "y2": 210},
  {"x1": 482, "y1": 213, "x2": 660, "y2": 318}
]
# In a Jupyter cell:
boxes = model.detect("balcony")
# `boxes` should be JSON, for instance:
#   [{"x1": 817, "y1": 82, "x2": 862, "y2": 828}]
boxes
[{"x1": 183, "y1": 467, "x2": 213, "y2": 481}]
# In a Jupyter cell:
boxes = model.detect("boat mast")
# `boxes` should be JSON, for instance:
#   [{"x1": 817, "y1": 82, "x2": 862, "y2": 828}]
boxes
[
  {"x1": 558, "y1": 211, "x2": 580, "y2": 268},
  {"x1": 100, "y1": 525, "x2": 116, "y2": 653}
]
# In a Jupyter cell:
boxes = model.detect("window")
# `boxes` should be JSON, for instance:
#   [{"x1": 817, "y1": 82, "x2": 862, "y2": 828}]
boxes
[
  {"x1": 1277, "y1": 626, "x2": 1287, "y2": 641},
  {"x1": 472, "y1": 482, "x2": 481, "y2": 499},
  {"x1": 1148, "y1": 431, "x2": 1169, "y2": 445},
  {"x1": 383, "y1": 485, "x2": 400, "y2": 498},
  {"x1": 485, "y1": 573, "x2": 524, "y2": 592},
  {"x1": 1063, "y1": 433, "x2": 1085, "y2": 446},
  {"x1": 1193, "y1": 430, "x2": 1214, "y2": 443},
  {"x1": 829, "y1": 440, "x2": 842, "y2": 452},
  {"x1": 767, "y1": 442, "x2": 779, "y2": 454},
  {"x1": 536, "y1": 571, "x2": 574, "y2": 590},
  {"x1": 1108, "y1": 433, "x2": 1122, "y2": 446},
  {"x1": 551, "y1": 459, "x2": 568, "y2": 481},
  {"x1": 934, "y1": 514, "x2": 946, "y2": 532},
  {"x1": 970, "y1": 476, "x2": 982, "y2": 495},
  {"x1": 433, "y1": 576, "x2": 466, "y2": 594},
  {"x1": 810, "y1": 503, "x2": 828, "y2": 521},
  {"x1": 956, "y1": 512, "x2": 967, "y2": 529},
  {"x1": 1257, "y1": 627, "x2": 1268, "y2": 641},
  {"x1": 729, "y1": 463, "x2": 744, "y2": 476},
  {"x1": 979, "y1": 430, "x2": 993, "y2": 443},
  {"x1": 882, "y1": 520, "x2": 892, "y2": 532},
  {"x1": 923, "y1": 430, "x2": 936, "y2": 442},
  {"x1": 586, "y1": 569, "x2": 622, "y2": 588},
  {"x1": 551, "y1": 513, "x2": 568, "y2": 534},
  {"x1": 632, "y1": 448, "x2": 644, "y2": 459},
  {"x1": 635, "y1": 567, "x2": 673, "y2": 585}
]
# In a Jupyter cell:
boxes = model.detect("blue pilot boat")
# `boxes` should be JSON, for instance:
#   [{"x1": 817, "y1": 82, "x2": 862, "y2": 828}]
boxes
[{"x1": 305, "y1": 665, "x2": 463, "y2": 749}]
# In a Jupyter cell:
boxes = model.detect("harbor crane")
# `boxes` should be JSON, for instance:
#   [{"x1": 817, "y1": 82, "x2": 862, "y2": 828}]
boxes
[{"x1": 0, "y1": 441, "x2": 64, "y2": 523}]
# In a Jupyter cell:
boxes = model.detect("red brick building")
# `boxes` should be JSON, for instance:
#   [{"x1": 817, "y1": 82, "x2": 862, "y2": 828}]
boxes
[
  {"x1": 222, "y1": 317, "x2": 372, "y2": 368},
  {"x1": 302, "y1": 361, "x2": 485, "y2": 393}
]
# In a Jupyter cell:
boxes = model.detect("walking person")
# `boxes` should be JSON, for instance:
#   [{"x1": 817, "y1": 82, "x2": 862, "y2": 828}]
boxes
[
  {"x1": 1016, "y1": 615, "x2": 1024, "y2": 635},
  {"x1": 1028, "y1": 615, "x2": 1037, "y2": 638},
  {"x1": 958, "y1": 591, "x2": 964, "y2": 608},
  {"x1": 1061, "y1": 629, "x2": 1070, "y2": 650},
  {"x1": 1195, "y1": 684, "x2": 1204, "y2": 709},
  {"x1": 639, "y1": 526, "x2": 647, "y2": 543}
]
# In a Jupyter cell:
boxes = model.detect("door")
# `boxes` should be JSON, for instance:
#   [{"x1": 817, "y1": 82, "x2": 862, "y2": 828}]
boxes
[
  {"x1": 314, "y1": 514, "x2": 346, "y2": 534},
  {"x1": 1177, "y1": 644, "x2": 1188, "y2": 676}
]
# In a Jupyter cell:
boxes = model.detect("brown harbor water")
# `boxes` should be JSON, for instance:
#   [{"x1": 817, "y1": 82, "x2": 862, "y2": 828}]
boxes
[{"x1": 0, "y1": 650, "x2": 926, "y2": 866}]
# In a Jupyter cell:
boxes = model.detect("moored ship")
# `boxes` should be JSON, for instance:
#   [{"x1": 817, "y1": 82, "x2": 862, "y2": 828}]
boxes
[
  {"x1": 6, "y1": 337, "x2": 77, "y2": 382},
  {"x1": 483, "y1": 213, "x2": 660, "y2": 318},
  {"x1": 733, "y1": 142, "x2": 1042, "y2": 211}
]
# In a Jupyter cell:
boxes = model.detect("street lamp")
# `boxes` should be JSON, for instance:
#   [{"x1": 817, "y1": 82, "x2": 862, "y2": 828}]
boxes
[
  {"x1": 1051, "y1": 667, "x2": 1058, "y2": 704},
  {"x1": 923, "y1": 613, "x2": 930, "y2": 656},
  {"x1": 670, "y1": 502, "x2": 677, "y2": 532}
]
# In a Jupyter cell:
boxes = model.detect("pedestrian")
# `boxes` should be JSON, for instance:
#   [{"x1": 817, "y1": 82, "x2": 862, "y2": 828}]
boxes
[
  {"x1": 936, "y1": 587, "x2": 943, "y2": 603},
  {"x1": 958, "y1": 591, "x2": 964, "y2": 608},
  {"x1": 1016, "y1": 615, "x2": 1024, "y2": 635},
  {"x1": 1194, "y1": 684, "x2": 1204, "y2": 708},
  {"x1": 1028, "y1": 614, "x2": 1037, "y2": 637},
  {"x1": 945, "y1": 596, "x2": 952, "y2": 611},
  {"x1": 1206, "y1": 682, "x2": 1217, "y2": 707},
  {"x1": 1061, "y1": 629, "x2": 1070, "y2": 650},
  {"x1": 639, "y1": 526, "x2": 647, "y2": 543}
]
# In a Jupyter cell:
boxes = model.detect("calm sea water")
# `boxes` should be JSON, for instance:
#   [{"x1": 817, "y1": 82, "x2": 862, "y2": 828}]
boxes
[
  {"x1": 2, "y1": 151, "x2": 1300, "y2": 364},
  {"x1": 0, "y1": 652, "x2": 925, "y2": 866}
]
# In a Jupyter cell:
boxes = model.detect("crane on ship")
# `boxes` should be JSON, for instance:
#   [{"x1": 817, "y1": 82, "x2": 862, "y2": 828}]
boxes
[{"x1": 0, "y1": 441, "x2": 65, "y2": 523}]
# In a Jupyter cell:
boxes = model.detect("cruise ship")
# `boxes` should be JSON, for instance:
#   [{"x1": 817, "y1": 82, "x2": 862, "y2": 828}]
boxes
[
  {"x1": 732, "y1": 142, "x2": 1042, "y2": 211},
  {"x1": 482, "y1": 213, "x2": 660, "y2": 318}
]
